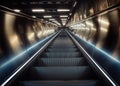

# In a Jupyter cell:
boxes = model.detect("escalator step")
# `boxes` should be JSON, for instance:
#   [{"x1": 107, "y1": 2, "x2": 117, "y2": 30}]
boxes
[
  {"x1": 47, "y1": 47, "x2": 77, "y2": 50},
  {"x1": 19, "y1": 80, "x2": 102, "y2": 86},
  {"x1": 42, "y1": 52, "x2": 81, "y2": 58},
  {"x1": 37, "y1": 58, "x2": 87, "y2": 66},
  {"x1": 49, "y1": 46, "x2": 76, "y2": 48},
  {"x1": 51, "y1": 42, "x2": 74, "y2": 44},
  {"x1": 50, "y1": 43, "x2": 75, "y2": 45},
  {"x1": 47, "y1": 48, "x2": 78, "y2": 52},
  {"x1": 28, "y1": 66, "x2": 97, "y2": 80},
  {"x1": 13, "y1": 31, "x2": 105, "y2": 86}
]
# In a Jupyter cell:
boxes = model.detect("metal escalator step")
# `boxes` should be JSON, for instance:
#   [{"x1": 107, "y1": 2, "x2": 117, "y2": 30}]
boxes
[
  {"x1": 10, "y1": 31, "x2": 105, "y2": 86},
  {"x1": 50, "y1": 41, "x2": 74, "y2": 43},
  {"x1": 49, "y1": 45, "x2": 76, "y2": 48},
  {"x1": 28, "y1": 66, "x2": 97, "y2": 80},
  {"x1": 19, "y1": 80, "x2": 101, "y2": 86},
  {"x1": 49, "y1": 46, "x2": 76, "y2": 48},
  {"x1": 50, "y1": 42, "x2": 75, "y2": 44},
  {"x1": 51, "y1": 40, "x2": 74, "y2": 46},
  {"x1": 44, "y1": 51, "x2": 80, "y2": 54},
  {"x1": 42, "y1": 52, "x2": 81, "y2": 58},
  {"x1": 47, "y1": 48, "x2": 78, "y2": 52},
  {"x1": 47, "y1": 47, "x2": 77, "y2": 50},
  {"x1": 37, "y1": 58, "x2": 87, "y2": 66}
]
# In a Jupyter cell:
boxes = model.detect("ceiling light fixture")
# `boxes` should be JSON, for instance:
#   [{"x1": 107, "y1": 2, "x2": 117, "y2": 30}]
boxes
[
  {"x1": 32, "y1": 9, "x2": 45, "y2": 12},
  {"x1": 57, "y1": 9, "x2": 70, "y2": 12},
  {"x1": 32, "y1": 16, "x2": 36, "y2": 18},
  {"x1": 60, "y1": 15, "x2": 68, "y2": 17},
  {"x1": 44, "y1": 15, "x2": 52, "y2": 18},
  {"x1": 14, "y1": 9, "x2": 21, "y2": 12},
  {"x1": 62, "y1": 22, "x2": 66, "y2": 25},
  {"x1": 69, "y1": 13, "x2": 72, "y2": 15}
]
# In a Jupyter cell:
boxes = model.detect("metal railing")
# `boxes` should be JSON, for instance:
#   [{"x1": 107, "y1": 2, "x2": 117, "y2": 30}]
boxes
[
  {"x1": 66, "y1": 30, "x2": 118, "y2": 86},
  {"x1": 1, "y1": 30, "x2": 61, "y2": 86}
]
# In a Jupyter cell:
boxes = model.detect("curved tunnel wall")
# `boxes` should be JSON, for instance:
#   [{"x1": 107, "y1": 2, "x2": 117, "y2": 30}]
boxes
[
  {"x1": 0, "y1": 6, "x2": 58, "y2": 84},
  {"x1": 68, "y1": 0, "x2": 120, "y2": 60},
  {"x1": 0, "y1": 6, "x2": 57, "y2": 58},
  {"x1": 67, "y1": 0, "x2": 120, "y2": 84}
]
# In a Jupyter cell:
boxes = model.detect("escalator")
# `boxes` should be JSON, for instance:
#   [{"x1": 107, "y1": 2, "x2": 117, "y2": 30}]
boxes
[{"x1": 12, "y1": 30, "x2": 106, "y2": 86}]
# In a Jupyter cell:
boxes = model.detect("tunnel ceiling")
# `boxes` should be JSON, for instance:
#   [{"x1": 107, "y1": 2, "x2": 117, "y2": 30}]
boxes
[{"x1": 0, "y1": 0, "x2": 77, "y2": 26}]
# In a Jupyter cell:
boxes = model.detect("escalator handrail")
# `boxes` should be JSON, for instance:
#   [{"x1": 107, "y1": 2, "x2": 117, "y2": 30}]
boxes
[
  {"x1": 66, "y1": 30, "x2": 118, "y2": 86},
  {"x1": 1, "y1": 30, "x2": 61, "y2": 86}
]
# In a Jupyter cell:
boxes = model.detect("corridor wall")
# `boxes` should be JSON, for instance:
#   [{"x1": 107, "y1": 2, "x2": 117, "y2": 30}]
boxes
[
  {"x1": 68, "y1": 0, "x2": 120, "y2": 60},
  {"x1": 0, "y1": 6, "x2": 57, "y2": 58},
  {"x1": 0, "y1": 6, "x2": 58, "y2": 84},
  {"x1": 67, "y1": 0, "x2": 120, "y2": 84}
]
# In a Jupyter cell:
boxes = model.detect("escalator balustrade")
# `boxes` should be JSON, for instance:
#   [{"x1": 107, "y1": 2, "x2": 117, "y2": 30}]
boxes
[{"x1": 13, "y1": 30, "x2": 106, "y2": 86}]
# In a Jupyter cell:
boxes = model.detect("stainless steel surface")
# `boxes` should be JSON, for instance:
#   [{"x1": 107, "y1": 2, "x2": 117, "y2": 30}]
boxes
[
  {"x1": 67, "y1": 30, "x2": 118, "y2": 86},
  {"x1": 1, "y1": 30, "x2": 60, "y2": 86},
  {"x1": 69, "y1": 7, "x2": 120, "y2": 60},
  {"x1": 0, "y1": 8, "x2": 57, "y2": 58}
]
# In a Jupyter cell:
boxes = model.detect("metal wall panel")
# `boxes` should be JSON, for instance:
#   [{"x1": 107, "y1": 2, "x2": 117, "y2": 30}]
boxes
[
  {"x1": 69, "y1": 6, "x2": 120, "y2": 60},
  {"x1": 0, "y1": 7, "x2": 57, "y2": 59}
]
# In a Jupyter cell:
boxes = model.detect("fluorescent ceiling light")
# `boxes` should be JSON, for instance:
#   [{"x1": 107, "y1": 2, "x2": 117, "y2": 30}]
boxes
[
  {"x1": 44, "y1": 15, "x2": 52, "y2": 18},
  {"x1": 14, "y1": 9, "x2": 20, "y2": 12},
  {"x1": 32, "y1": 9, "x2": 45, "y2": 12},
  {"x1": 62, "y1": 22, "x2": 66, "y2": 25},
  {"x1": 60, "y1": 15, "x2": 68, "y2": 17},
  {"x1": 57, "y1": 9, "x2": 70, "y2": 12},
  {"x1": 32, "y1": 16, "x2": 36, "y2": 18},
  {"x1": 69, "y1": 13, "x2": 72, "y2": 15}
]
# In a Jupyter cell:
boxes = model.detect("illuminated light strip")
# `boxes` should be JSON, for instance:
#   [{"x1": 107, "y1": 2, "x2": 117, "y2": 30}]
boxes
[
  {"x1": 69, "y1": 13, "x2": 72, "y2": 16},
  {"x1": 57, "y1": 9, "x2": 70, "y2": 12},
  {"x1": 66, "y1": 30, "x2": 117, "y2": 86},
  {"x1": 44, "y1": 15, "x2": 52, "y2": 18},
  {"x1": 32, "y1": 9, "x2": 45, "y2": 12},
  {"x1": 14, "y1": 9, "x2": 20, "y2": 12},
  {"x1": 1, "y1": 31, "x2": 61, "y2": 86},
  {"x1": 75, "y1": 34, "x2": 120, "y2": 63},
  {"x1": 0, "y1": 33, "x2": 56, "y2": 68},
  {"x1": 60, "y1": 15, "x2": 68, "y2": 17},
  {"x1": 32, "y1": 16, "x2": 36, "y2": 18}
]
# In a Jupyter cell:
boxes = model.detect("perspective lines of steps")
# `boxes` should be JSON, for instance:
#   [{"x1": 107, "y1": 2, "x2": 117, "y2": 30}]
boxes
[{"x1": 15, "y1": 30, "x2": 106, "y2": 86}]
